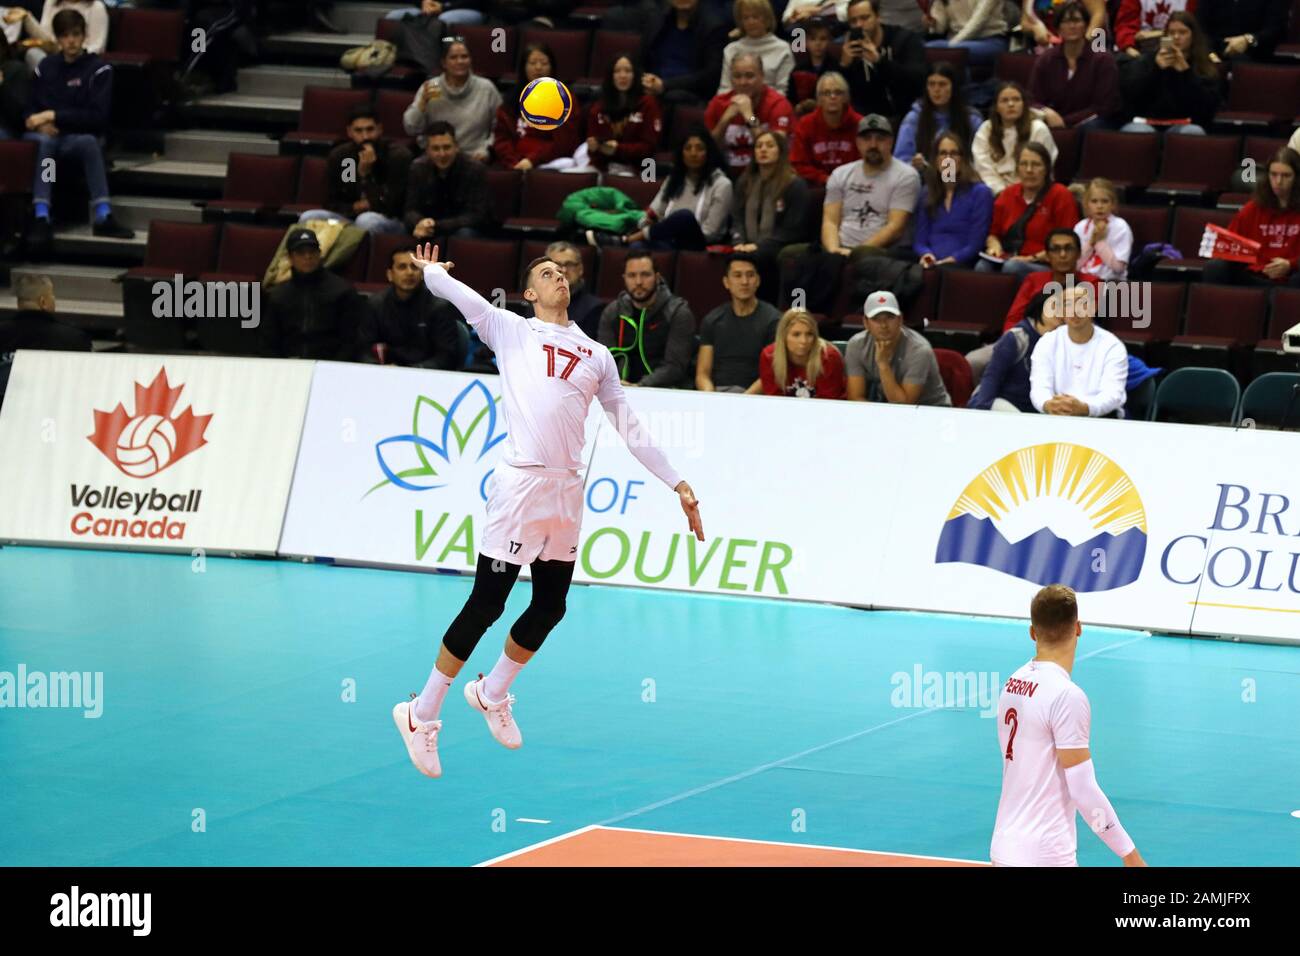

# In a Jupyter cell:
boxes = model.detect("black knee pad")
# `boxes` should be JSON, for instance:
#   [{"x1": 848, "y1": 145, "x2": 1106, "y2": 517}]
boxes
[
  {"x1": 510, "y1": 559, "x2": 574, "y2": 652},
  {"x1": 441, "y1": 554, "x2": 519, "y2": 660}
]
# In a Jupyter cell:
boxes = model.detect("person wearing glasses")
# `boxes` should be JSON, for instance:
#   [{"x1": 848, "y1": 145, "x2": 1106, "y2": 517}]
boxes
[
  {"x1": 596, "y1": 251, "x2": 698, "y2": 388},
  {"x1": 789, "y1": 71, "x2": 862, "y2": 186},
  {"x1": 526, "y1": 241, "x2": 604, "y2": 339}
]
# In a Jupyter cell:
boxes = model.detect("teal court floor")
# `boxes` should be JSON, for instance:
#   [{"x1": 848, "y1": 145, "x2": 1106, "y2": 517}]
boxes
[{"x1": 1, "y1": 546, "x2": 1296, "y2": 866}]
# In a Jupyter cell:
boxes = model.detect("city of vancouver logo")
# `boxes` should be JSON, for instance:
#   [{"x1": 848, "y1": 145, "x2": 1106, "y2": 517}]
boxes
[
  {"x1": 935, "y1": 443, "x2": 1147, "y2": 592},
  {"x1": 366, "y1": 379, "x2": 506, "y2": 501},
  {"x1": 87, "y1": 368, "x2": 212, "y2": 479}
]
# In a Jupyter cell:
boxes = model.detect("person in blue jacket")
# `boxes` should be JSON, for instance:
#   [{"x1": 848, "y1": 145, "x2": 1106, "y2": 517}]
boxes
[
  {"x1": 893, "y1": 61, "x2": 983, "y2": 173},
  {"x1": 967, "y1": 290, "x2": 1061, "y2": 412},
  {"x1": 912, "y1": 130, "x2": 993, "y2": 269}
]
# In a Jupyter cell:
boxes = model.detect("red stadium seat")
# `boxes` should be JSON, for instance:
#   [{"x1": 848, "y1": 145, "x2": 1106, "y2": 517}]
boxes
[
  {"x1": 1155, "y1": 207, "x2": 1235, "y2": 277},
  {"x1": 444, "y1": 238, "x2": 521, "y2": 298},
  {"x1": 1214, "y1": 64, "x2": 1300, "y2": 129},
  {"x1": 103, "y1": 8, "x2": 184, "y2": 67},
  {"x1": 282, "y1": 87, "x2": 372, "y2": 150},
  {"x1": 1172, "y1": 284, "x2": 1269, "y2": 350},
  {"x1": 933, "y1": 349, "x2": 973, "y2": 408},
  {"x1": 120, "y1": 222, "x2": 223, "y2": 351},
  {"x1": 1277, "y1": 0, "x2": 1300, "y2": 60},
  {"x1": 994, "y1": 53, "x2": 1035, "y2": 88},
  {"x1": 484, "y1": 168, "x2": 523, "y2": 226},
  {"x1": 1116, "y1": 204, "x2": 1170, "y2": 250},
  {"x1": 518, "y1": 29, "x2": 592, "y2": 87},
  {"x1": 585, "y1": 31, "x2": 644, "y2": 84},
  {"x1": 1110, "y1": 280, "x2": 1185, "y2": 347},
  {"x1": 672, "y1": 250, "x2": 731, "y2": 320},
  {"x1": 931, "y1": 270, "x2": 1021, "y2": 339},
  {"x1": 608, "y1": 174, "x2": 661, "y2": 210},
  {"x1": 1147, "y1": 134, "x2": 1241, "y2": 198},
  {"x1": 279, "y1": 157, "x2": 330, "y2": 218},
  {"x1": 1073, "y1": 130, "x2": 1159, "y2": 192},
  {"x1": 459, "y1": 24, "x2": 517, "y2": 81},
  {"x1": 204, "y1": 154, "x2": 300, "y2": 223},
  {"x1": 200, "y1": 224, "x2": 286, "y2": 282},
  {"x1": 376, "y1": 89, "x2": 417, "y2": 151},
  {"x1": 1049, "y1": 127, "x2": 1081, "y2": 185},
  {"x1": 594, "y1": 247, "x2": 675, "y2": 300},
  {"x1": 924, "y1": 45, "x2": 968, "y2": 74},
  {"x1": 1258, "y1": 287, "x2": 1300, "y2": 352},
  {"x1": 503, "y1": 170, "x2": 597, "y2": 234}
]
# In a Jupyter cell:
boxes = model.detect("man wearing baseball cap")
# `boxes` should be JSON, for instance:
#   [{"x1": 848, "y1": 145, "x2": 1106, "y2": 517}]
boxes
[
  {"x1": 263, "y1": 226, "x2": 367, "y2": 360},
  {"x1": 845, "y1": 289, "x2": 950, "y2": 405}
]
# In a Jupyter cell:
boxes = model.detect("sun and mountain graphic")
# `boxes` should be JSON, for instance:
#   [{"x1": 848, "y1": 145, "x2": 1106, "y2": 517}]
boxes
[
  {"x1": 365, "y1": 379, "x2": 506, "y2": 500},
  {"x1": 88, "y1": 369, "x2": 212, "y2": 479},
  {"x1": 935, "y1": 443, "x2": 1147, "y2": 592}
]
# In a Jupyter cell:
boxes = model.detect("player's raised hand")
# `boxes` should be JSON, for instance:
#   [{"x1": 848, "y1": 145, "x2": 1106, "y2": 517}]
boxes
[
  {"x1": 676, "y1": 481, "x2": 704, "y2": 541},
  {"x1": 410, "y1": 243, "x2": 453, "y2": 272}
]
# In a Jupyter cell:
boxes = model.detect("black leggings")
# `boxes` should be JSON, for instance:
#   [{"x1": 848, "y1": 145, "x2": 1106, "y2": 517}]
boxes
[{"x1": 440, "y1": 553, "x2": 576, "y2": 661}]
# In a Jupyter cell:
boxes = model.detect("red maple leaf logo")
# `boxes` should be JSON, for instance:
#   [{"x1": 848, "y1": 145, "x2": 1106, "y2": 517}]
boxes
[{"x1": 87, "y1": 368, "x2": 213, "y2": 478}]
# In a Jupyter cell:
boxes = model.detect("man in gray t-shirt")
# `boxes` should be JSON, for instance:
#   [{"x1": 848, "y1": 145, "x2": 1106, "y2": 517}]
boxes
[
  {"x1": 824, "y1": 115, "x2": 920, "y2": 252},
  {"x1": 845, "y1": 290, "x2": 951, "y2": 405}
]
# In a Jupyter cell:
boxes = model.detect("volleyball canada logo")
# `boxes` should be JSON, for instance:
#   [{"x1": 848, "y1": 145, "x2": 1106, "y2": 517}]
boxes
[
  {"x1": 87, "y1": 368, "x2": 212, "y2": 478},
  {"x1": 935, "y1": 443, "x2": 1148, "y2": 592}
]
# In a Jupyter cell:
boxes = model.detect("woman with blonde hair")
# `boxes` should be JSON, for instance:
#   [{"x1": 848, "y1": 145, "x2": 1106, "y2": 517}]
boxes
[
  {"x1": 759, "y1": 309, "x2": 846, "y2": 398},
  {"x1": 1074, "y1": 177, "x2": 1132, "y2": 281},
  {"x1": 718, "y1": 0, "x2": 795, "y2": 95}
]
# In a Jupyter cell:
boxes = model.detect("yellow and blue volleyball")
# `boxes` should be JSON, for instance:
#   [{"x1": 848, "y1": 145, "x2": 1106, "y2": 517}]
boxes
[{"x1": 519, "y1": 76, "x2": 573, "y2": 131}]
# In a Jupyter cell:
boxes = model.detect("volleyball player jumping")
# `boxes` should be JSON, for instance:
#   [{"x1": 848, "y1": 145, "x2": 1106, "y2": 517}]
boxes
[
  {"x1": 394, "y1": 243, "x2": 704, "y2": 778},
  {"x1": 991, "y1": 585, "x2": 1147, "y2": 867}
]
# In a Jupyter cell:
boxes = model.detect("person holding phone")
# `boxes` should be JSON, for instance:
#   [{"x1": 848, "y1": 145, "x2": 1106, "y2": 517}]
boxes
[
  {"x1": 831, "y1": 0, "x2": 925, "y2": 120},
  {"x1": 1118, "y1": 11, "x2": 1221, "y2": 136}
]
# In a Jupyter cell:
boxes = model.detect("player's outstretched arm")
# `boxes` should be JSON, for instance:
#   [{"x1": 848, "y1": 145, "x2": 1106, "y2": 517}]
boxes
[
  {"x1": 675, "y1": 480, "x2": 704, "y2": 542},
  {"x1": 411, "y1": 242, "x2": 499, "y2": 334},
  {"x1": 1059, "y1": 748, "x2": 1144, "y2": 865}
]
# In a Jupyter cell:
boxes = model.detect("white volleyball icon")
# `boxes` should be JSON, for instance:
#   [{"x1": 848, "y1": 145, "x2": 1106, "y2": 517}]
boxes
[{"x1": 115, "y1": 414, "x2": 177, "y2": 478}]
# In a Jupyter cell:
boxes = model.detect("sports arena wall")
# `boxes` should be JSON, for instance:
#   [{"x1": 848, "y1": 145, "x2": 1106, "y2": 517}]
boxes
[{"x1": 2, "y1": 352, "x2": 1298, "y2": 645}]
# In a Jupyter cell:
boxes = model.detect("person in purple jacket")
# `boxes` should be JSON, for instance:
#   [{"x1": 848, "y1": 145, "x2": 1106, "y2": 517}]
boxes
[
  {"x1": 912, "y1": 131, "x2": 993, "y2": 268},
  {"x1": 1029, "y1": 2, "x2": 1121, "y2": 130},
  {"x1": 966, "y1": 290, "x2": 1063, "y2": 411},
  {"x1": 22, "y1": 8, "x2": 132, "y2": 252}
]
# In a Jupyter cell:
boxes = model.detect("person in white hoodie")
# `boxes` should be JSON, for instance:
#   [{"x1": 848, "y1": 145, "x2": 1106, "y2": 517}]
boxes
[
  {"x1": 1029, "y1": 257, "x2": 1128, "y2": 418},
  {"x1": 718, "y1": 0, "x2": 795, "y2": 95}
]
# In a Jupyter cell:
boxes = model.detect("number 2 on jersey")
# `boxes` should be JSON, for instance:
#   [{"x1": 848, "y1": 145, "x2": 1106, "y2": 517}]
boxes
[
  {"x1": 1004, "y1": 707, "x2": 1018, "y2": 761},
  {"x1": 542, "y1": 344, "x2": 581, "y2": 380}
]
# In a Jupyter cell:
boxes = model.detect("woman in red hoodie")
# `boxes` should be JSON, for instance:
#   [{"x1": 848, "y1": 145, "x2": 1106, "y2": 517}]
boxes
[
  {"x1": 492, "y1": 42, "x2": 581, "y2": 171},
  {"x1": 1203, "y1": 147, "x2": 1300, "y2": 288},
  {"x1": 585, "y1": 54, "x2": 662, "y2": 176}
]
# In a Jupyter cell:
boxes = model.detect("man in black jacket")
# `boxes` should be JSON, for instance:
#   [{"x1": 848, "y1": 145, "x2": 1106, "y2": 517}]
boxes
[
  {"x1": 597, "y1": 251, "x2": 697, "y2": 388},
  {"x1": 832, "y1": 0, "x2": 925, "y2": 123},
  {"x1": 0, "y1": 272, "x2": 92, "y2": 408},
  {"x1": 524, "y1": 241, "x2": 604, "y2": 339},
  {"x1": 22, "y1": 9, "x2": 133, "y2": 251},
  {"x1": 0, "y1": 32, "x2": 32, "y2": 139},
  {"x1": 299, "y1": 103, "x2": 412, "y2": 235},
  {"x1": 359, "y1": 243, "x2": 462, "y2": 368},
  {"x1": 263, "y1": 227, "x2": 368, "y2": 360},
  {"x1": 1201, "y1": 0, "x2": 1292, "y2": 63},
  {"x1": 403, "y1": 120, "x2": 493, "y2": 240},
  {"x1": 639, "y1": 0, "x2": 731, "y2": 105}
]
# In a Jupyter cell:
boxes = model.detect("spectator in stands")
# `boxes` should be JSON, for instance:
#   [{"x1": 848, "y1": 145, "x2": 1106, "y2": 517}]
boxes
[
  {"x1": 893, "y1": 60, "x2": 982, "y2": 172},
  {"x1": 624, "y1": 126, "x2": 733, "y2": 250},
  {"x1": 759, "y1": 308, "x2": 846, "y2": 398},
  {"x1": 264, "y1": 227, "x2": 368, "y2": 360},
  {"x1": 783, "y1": 0, "x2": 850, "y2": 32},
  {"x1": 179, "y1": 0, "x2": 259, "y2": 96},
  {"x1": 874, "y1": 0, "x2": 925, "y2": 31},
  {"x1": 1202, "y1": 147, "x2": 1300, "y2": 289},
  {"x1": 1201, "y1": 0, "x2": 1291, "y2": 63},
  {"x1": 492, "y1": 42, "x2": 580, "y2": 172},
  {"x1": 972, "y1": 81, "x2": 1057, "y2": 195},
  {"x1": 402, "y1": 37, "x2": 501, "y2": 162},
  {"x1": 359, "y1": 243, "x2": 461, "y2": 368},
  {"x1": 597, "y1": 251, "x2": 697, "y2": 387},
  {"x1": 23, "y1": 9, "x2": 132, "y2": 252},
  {"x1": 536, "y1": 241, "x2": 605, "y2": 339},
  {"x1": 731, "y1": 128, "x2": 809, "y2": 300},
  {"x1": 912, "y1": 131, "x2": 994, "y2": 269},
  {"x1": 967, "y1": 226, "x2": 1100, "y2": 380},
  {"x1": 787, "y1": 16, "x2": 838, "y2": 114},
  {"x1": 1115, "y1": 0, "x2": 1196, "y2": 58},
  {"x1": 846, "y1": 289, "x2": 951, "y2": 404},
  {"x1": 1074, "y1": 178, "x2": 1131, "y2": 281},
  {"x1": 585, "y1": 54, "x2": 662, "y2": 177},
  {"x1": 384, "y1": 1, "x2": 487, "y2": 27},
  {"x1": 404, "y1": 120, "x2": 493, "y2": 240},
  {"x1": 976, "y1": 141, "x2": 1077, "y2": 276},
  {"x1": 832, "y1": 0, "x2": 926, "y2": 121},
  {"x1": 1118, "y1": 12, "x2": 1221, "y2": 136},
  {"x1": 790, "y1": 71, "x2": 862, "y2": 184},
  {"x1": 705, "y1": 50, "x2": 795, "y2": 173},
  {"x1": 923, "y1": 0, "x2": 1011, "y2": 67},
  {"x1": 696, "y1": 252, "x2": 782, "y2": 392},
  {"x1": 642, "y1": 0, "x2": 730, "y2": 105},
  {"x1": 1029, "y1": 282, "x2": 1128, "y2": 417},
  {"x1": 719, "y1": 0, "x2": 795, "y2": 96},
  {"x1": 1029, "y1": 2, "x2": 1120, "y2": 130},
  {"x1": 0, "y1": 30, "x2": 32, "y2": 138},
  {"x1": 483, "y1": 0, "x2": 577, "y2": 28},
  {"x1": 298, "y1": 104, "x2": 411, "y2": 236},
  {"x1": 1020, "y1": 0, "x2": 1106, "y2": 51},
  {"x1": 967, "y1": 291, "x2": 1063, "y2": 411},
  {"x1": 22, "y1": 1, "x2": 107, "y2": 69},
  {"x1": 0, "y1": 271, "x2": 91, "y2": 408}
]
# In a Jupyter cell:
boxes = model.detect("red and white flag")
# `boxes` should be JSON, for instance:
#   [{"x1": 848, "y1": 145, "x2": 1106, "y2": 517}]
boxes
[{"x1": 1199, "y1": 224, "x2": 1261, "y2": 264}]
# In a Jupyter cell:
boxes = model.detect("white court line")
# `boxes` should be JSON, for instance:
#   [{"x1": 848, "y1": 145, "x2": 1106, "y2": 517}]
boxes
[
  {"x1": 597, "y1": 706, "x2": 945, "y2": 827},
  {"x1": 473, "y1": 824, "x2": 600, "y2": 867},
  {"x1": 599, "y1": 824, "x2": 989, "y2": 865},
  {"x1": 1078, "y1": 633, "x2": 1151, "y2": 662},
  {"x1": 515, "y1": 818, "x2": 551, "y2": 824}
]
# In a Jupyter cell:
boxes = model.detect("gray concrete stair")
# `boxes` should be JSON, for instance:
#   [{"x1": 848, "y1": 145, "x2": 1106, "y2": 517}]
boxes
[
  {"x1": 111, "y1": 196, "x2": 204, "y2": 231},
  {"x1": 164, "y1": 129, "x2": 279, "y2": 164},
  {"x1": 262, "y1": 30, "x2": 372, "y2": 58},
  {"x1": 52, "y1": 224, "x2": 147, "y2": 263},
  {"x1": 111, "y1": 154, "x2": 229, "y2": 193},
  {"x1": 333, "y1": 2, "x2": 395, "y2": 35},
  {"x1": 237, "y1": 64, "x2": 350, "y2": 98},
  {"x1": 186, "y1": 92, "x2": 302, "y2": 125}
]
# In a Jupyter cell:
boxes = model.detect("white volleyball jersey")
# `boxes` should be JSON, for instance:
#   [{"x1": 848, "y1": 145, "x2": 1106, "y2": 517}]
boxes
[
  {"x1": 990, "y1": 659, "x2": 1091, "y2": 867},
  {"x1": 422, "y1": 263, "x2": 682, "y2": 489}
]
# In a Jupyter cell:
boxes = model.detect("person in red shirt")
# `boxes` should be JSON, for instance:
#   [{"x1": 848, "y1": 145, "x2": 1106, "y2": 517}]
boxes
[
  {"x1": 975, "y1": 141, "x2": 1079, "y2": 278},
  {"x1": 759, "y1": 309, "x2": 846, "y2": 398},
  {"x1": 1203, "y1": 147, "x2": 1300, "y2": 288},
  {"x1": 705, "y1": 51, "x2": 795, "y2": 173},
  {"x1": 492, "y1": 42, "x2": 581, "y2": 171},
  {"x1": 585, "y1": 54, "x2": 663, "y2": 175},
  {"x1": 789, "y1": 71, "x2": 862, "y2": 186}
]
